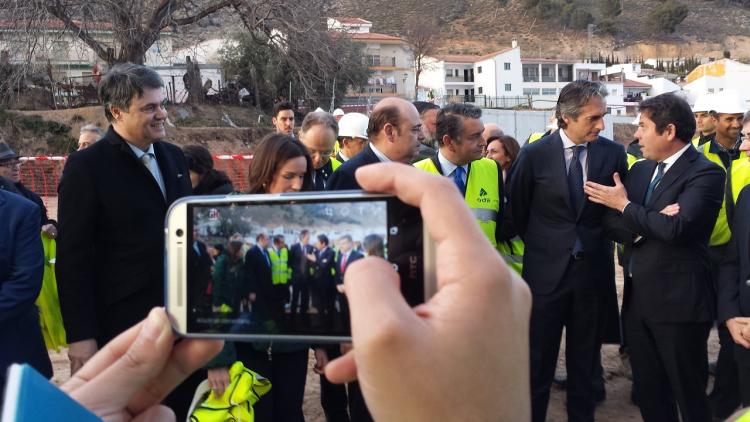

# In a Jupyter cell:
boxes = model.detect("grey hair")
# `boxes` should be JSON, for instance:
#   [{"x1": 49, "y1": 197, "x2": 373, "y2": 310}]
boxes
[
  {"x1": 98, "y1": 63, "x2": 164, "y2": 122},
  {"x1": 300, "y1": 111, "x2": 338, "y2": 136},
  {"x1": 80, "y1": 124, "x2": 103, "y2": 135},
  {"x1": 436, "y1": 103, "x2": 483, "y2": 146},
  {"x1": 743, "y1": 110, "x2": 750, "y2": 126},
  {"x1": 556, "y1": 80, "x2": 608, "y2": 129}
]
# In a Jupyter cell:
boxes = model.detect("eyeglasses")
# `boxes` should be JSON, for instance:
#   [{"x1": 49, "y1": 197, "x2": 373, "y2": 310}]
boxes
[{"x1": 0, "y1": 159, "x2": 20, "y2": 168}]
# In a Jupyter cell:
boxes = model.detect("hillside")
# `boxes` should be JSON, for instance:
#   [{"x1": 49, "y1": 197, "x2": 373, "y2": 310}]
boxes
[{"x1": 336, "y1": 0, "x2": 750, "y2": 60}]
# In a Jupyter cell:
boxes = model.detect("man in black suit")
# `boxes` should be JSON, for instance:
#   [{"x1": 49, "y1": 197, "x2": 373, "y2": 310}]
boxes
[
  {"x1": 585, "y1": 93, "x2": 725, "y2": 421},
  {"x1": 508, "y1": 80, "x2": 627, "y2": 422},
  {"x1": 334, "y1": 234, "x2": 364, "y2": 323},
  {"x1": 188, "y1": 228, "x2": 213, "y2": 314},
  {"x1": 57, "y1": 63, "x2": 192, "y2": 372},
  {"x1": 56, "y1": 63, "x2": 193, "y2": 419},
  {"x1": 327, "y1": 97, "x2": 424, "y2": 190},
  {"x1": 312, "y1": 234, "x2": 336, "y2": 322},
  {"x1": 299, "y1": 111, "x2": 339, "y2": 190},
  {"x1": 718, "y1": 114, "x2": 750, "y2": 407},
  {"x1": 289, "y1": 229, "x2": 314, "y2": 314},
  {"x1": 245, "y1": 233, "x2": 274, "y2": 319}
]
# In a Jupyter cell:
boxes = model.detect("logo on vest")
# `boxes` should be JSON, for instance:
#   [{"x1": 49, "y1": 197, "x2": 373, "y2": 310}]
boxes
[{"x1": 479, "y1": 188, "x2": 488, "y2": 197}]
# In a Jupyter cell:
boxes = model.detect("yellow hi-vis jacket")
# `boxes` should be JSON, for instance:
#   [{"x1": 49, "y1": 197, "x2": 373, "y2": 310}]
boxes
[
  {"x1": 699, "y1": 141, "x2": 750, "y2": 246},
  {"x1": 413, "y1": 156, "x2": 524, "y2": 273},
  {"x1": 267, "y1": 247, "x2": 291, "y2": 285},
  {"x1": 190, "y1": 361, "x2": 271, "y2": 422},
  {"x1": 330, "y1": 157, "x2": 342, "y2": 171}
]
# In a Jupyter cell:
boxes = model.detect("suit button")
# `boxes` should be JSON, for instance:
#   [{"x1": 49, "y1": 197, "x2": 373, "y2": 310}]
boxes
[{"x1": 746, "y1": 279, "x2": 750, "y2": 286}]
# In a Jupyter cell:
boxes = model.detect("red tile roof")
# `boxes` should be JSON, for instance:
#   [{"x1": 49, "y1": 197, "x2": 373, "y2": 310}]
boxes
[
  {"x1": 624, "y1": 79, "x2": 652, "y2": 88},
  {"x1": 331, "y1": 17, "x2": 372, "y2": 25},
  {"x1": 350, "y1": 32, "x2": 404, "y2": 42},
  {"x1": 434, "y1": 47, "x2": 515, "y2": 63}
]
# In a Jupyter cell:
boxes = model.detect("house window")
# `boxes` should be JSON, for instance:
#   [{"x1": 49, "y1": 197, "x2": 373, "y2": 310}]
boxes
[
  {"x1": 523, "y1": 88, "x2": 540, "y2": 95},
  {"x1": 542, "y1": 88, "x2": 556, "y2": 95},
  {"x1": 505, "y1": 83, "x2": 512, "y2": 92},
  {"x1": 478, "y1": 87, "x2": 483, "y2": 94},
  {"x1": 708, "y1": 88, "x2": 715, "y2": 93},
  {"x1": 455, "y1": 69, "x2": 460, "y2": 77},
  {"x1": 504, "y1": 62, "x2": 511, "y2": 70},
  {"x1": 445, "y1": 69, "x2": 453, "y2": 78},
  {"x1": 541, "y1": 64, "x2": 556, "y2": 82},
  {"x1": 478, "y1": 66, "x2": 483, "y2": 74},
  {"x1": 522, "y1": 64, "x2": 539, "y2": 82},
  {"x1": 558, "y1": 65, "x2": 573, "y2": 82}
]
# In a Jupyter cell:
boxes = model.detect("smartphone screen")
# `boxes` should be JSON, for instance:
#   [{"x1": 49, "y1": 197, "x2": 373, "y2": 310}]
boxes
[{"x1": 179, "y1": 194, "x2": 424, "y2": 340}]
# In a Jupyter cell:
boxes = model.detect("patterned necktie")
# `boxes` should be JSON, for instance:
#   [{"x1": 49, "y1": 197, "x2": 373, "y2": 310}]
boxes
[
  {"x1": 644, "y1": 162, "x2": 667, "y2": 205},
  {"x1": 453, "y1": 166, "x2": 466, "y2": 196},
  {"x1": 140, "y1": 152, "x2": 166, "y2": 198}
]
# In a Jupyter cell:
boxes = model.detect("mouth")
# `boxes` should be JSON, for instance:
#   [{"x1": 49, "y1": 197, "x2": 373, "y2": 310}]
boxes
[{"x1": 150, "y1": 122, "x2": 165, "y2": 130}]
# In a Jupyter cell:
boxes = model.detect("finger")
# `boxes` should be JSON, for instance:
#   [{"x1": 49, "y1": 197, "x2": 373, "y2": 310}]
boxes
[
  {"x1": 68, "y1": 308, "x2": 175, "y2": 415},
  {"x1": 613, "y1": 172, "x2": 622, "y2": 186},
  {"x1": 126, "y1": 336, "x2": 223, "y2": 415},
  {"x1": 132, "y1": 405, "x2": 175, "y2": 422},
  {"x1": 326, "y1": 349, "x2": 358, "y2": 384},
  {"x1": 734, "y1": 317, "x2": 750, "y2": 324}
]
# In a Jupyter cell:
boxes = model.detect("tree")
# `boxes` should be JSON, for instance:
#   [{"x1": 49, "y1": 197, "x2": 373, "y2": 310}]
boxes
[
  {"x1": 402, "y1": 16, "x2": 439, "y2": 101},
  {"x1": 647, "y1": 1, "x2": 689, "y2": 33},
  {"x1": 599, "y1": 0, "x2": 622, "y2": 18}
]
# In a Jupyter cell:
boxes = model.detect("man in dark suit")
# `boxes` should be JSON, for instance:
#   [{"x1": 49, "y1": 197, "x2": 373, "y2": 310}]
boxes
[
  {"x1": 508, "y1": 80, "x2": 628, "y2": 422},
  {"x1": 55, "y1": 63, "x2": 192, "y2": 417},
  {"x1": 189, "y1": 228, "x2": 213, "y2": 314},
  {"x1": 718, "y1": 115, "x2": 750, "y2": 407},
  {"x1": 585, "y1": 93, "x2": 725, "y2": 421},
  {"x1": 327, "y1": 97, "x2": 424, "y2": 190},
  {"x1": 334, "y1": 234, "x2": 364, "y2": 322},
  {"x1": 299, "y1": 111, "x2": 339, "y2": 190},
  {"x1": 0, "y1": 190, "x2": 52, "y2": 391},
  {"x1": 289, "y1": 229, "x2": 314, "y2": 314},
  {"x1": 245, "y1": 233, "x2": 274, "y2": 319},
  {"x1": 312, "y1": 234, "x2": 336, "y2": 322}
]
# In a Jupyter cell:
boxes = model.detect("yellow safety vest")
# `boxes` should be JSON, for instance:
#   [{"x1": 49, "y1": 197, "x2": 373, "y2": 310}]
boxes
[
  {"x1": 267, "y1": 248, "x2": 292, "y2": 285},
  {"x1": 36, "y1": 235, "x2": 66, "y2": 351},
  {"x1": 626, "y1": 153, "x2": 641, "y2": 170},
  {"x1": 190, "y1": 361, "x2": 272, "y2": 422},
  {"x1": 699, "y1": 142, "x2": 750, "y2": 246},
  {"x1": 331, "y1": 157, "x2": 342, "y2": 171},
  {"x1": 527, "y1": 132, "x2": 546, "y2": 144}
]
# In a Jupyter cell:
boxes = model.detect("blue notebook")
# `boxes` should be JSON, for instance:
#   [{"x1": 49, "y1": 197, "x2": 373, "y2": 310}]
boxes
[{"x1": 2, "y1": 364, "x2": 101, "y2": 421}]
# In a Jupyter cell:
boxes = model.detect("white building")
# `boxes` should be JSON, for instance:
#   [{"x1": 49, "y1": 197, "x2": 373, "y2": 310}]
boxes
[
  {"x1": 519, "y1": 59, "x2": 606, "y2": 109},
  {"x1": 327, "y1": 17, "x2": 416, "y2": 99},
  {"x1": 419, "y1": 44, "x2": 523, "y2": 107},
  {"x1": 683, "y1": 59, "x2": 750, "y2": 108},
  {"x1": 602, "y1": 63, "x2": 680, "y2": 98}
]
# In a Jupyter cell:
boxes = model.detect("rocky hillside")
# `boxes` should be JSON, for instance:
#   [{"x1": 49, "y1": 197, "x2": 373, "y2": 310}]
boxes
[{"x1": 336, "y1": 0, "x2": 750, "y2": 60}]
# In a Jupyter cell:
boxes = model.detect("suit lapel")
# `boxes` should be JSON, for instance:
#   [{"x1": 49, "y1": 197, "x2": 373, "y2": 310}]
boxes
[
  {"x1": 648, "y1": 146, "x2": 697, "y2": 206},
  {"x1": 107, "y1": 129, "x2": 167, "y2": 204},
  {"x1": 578, "y1": 139, "x2": 604, "y2": 219},
  {"x1": 154, "y1": 142, "x2": 177, "y2": 204},
  {"x1": 630, "y1": 161, "x2": 656, "y2": 206}
]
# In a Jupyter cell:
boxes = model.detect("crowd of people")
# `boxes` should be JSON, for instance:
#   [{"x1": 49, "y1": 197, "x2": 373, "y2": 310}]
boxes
[{"x1": 2, "y1": 61, "x2": 750, "y2": 422}]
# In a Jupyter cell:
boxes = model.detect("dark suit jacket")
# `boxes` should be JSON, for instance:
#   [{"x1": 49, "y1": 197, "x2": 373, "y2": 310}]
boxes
[
  {"x1": 607, "y1": 146, "x2": 724, "y2": 322},
  {"x1": 289, "y1": 242, "x2": 314, "y2": 281},
  {"x1": 244, "y1": 245, "x2": 272, "y2": 300},
  {"x1": 326, "y1": 144, "x2": 381, "y2": 191},
  {"x1": 0, "y1": 177, "x2": 56, "y2": 228},
  {"x1": 188, "y1": 240, "x2": 213, "y2": 309},
  {"x1": 334, "y1": 250, "x2": 364, "y2": 284},
  {"x1": 314, "y1": 247, "x2": 336, "y2": 285},
  {"x1": 718, "y1": 185, "x2": 750, "y2": 323},
  {"x1": 0, "y1": 190, "x2": 52, "y2": 382},
  {"x1": 56, "y1": 126, "x2": 192, "y2": 344},
  {"x1": 508, "y1": 131, "x2": 628, "y2": 295}
]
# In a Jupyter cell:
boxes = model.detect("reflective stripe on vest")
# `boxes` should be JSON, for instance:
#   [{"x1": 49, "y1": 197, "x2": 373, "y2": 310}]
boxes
[
  {"x1": 414, "y1": 157, "x2": 501, "y2": 247},
  {"x1": 267, "y1": 248, "x2": 291, "y2": 285},
  {"x1": 497, "y1": 237, "x2": 524, "y2": 275},
  {"x1": 699, "y1": 142, "x2": 750, "y2": 246}
]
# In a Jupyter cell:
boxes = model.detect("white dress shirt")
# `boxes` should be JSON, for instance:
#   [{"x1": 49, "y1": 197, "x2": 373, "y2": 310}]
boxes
[
  {"x1": 369, "y1": 143, "x2": 392, "y2": 163},
  {"x1": 128, "y1": 142, "x2": 166, "y2": 198},
  {"x1": 437, "y1": 150, "x2": 468, "y2": 185},
  {"x1": 560, "y1": 129, "x2": 589, "y2": 183},
  {"x1": 650, "y1": 142, "x2": 691, "y2": 183}
]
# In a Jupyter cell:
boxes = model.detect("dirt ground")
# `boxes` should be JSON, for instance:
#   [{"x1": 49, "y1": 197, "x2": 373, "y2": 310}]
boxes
[{"x1": 46, "y1": 259, "x2": 722, "y2": 421}]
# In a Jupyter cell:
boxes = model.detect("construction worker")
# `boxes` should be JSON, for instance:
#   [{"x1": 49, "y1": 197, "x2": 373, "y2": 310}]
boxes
[
  {"x1": 701, "y1": 90, "x2": 750, "y2": 420},
  {"x1": 332, "y1": 112, "x2": 369, "y2": 168},
  {"x1": 692, "y1": 93, "x2": 717, "y2": 148},
  {"x1": 413, "y1": 103, "x2": 516, "y2": 267},
  {"x1": 332, "y1": 108, "x2": 345, "y2": 122},
  {"x1": 625, "y1": 114, "x2": 645, "y2": 169},
  {"x1": 267, "y1": 234, "x2": 292, "y2": 314},
  {"x1": 526, "y1": 114, "x2": 558, "y2": 145}
]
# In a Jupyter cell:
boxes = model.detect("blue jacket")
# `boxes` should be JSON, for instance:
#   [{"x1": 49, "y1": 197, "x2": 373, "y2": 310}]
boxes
[{"x1": 0, "y1": 190, "x2": 52, "y2": 386}]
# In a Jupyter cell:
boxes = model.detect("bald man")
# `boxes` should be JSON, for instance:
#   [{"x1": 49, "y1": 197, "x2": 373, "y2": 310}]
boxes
[
  {"x1": 327, "y1": 97, "x2": 424, "y2": 190},
  {"x1": 483, "y1": 123, "x2": 504, "y2": 142}
]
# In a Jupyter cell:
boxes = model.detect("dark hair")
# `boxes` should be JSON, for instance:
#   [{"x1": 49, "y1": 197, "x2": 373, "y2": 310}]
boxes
[
  {"x1": 638, "y1": 93, "x2": 696, "y2": 144},
  {"x1": 363, "y1": 234, "x2": 385, "y2": 258},
  {"x1": 183, "y1": 145, "x2": 214, "y2": 174},
  {"x1": 317, "y1": 234, "x2": 329, "y2": 246},
  {"x1": 247, "y1": 134, "x2": 313, "y2": 193},
  {"x1": 299, "y1": 229, "x2": 309, "y2": 238},
  {"x1": 436, "y1": 103, "x2": 482, "y2": 146},
  {"x1": 184, "y1": 144, "x2": 234, "y2": 195},
  {"x1": 413, "y1": 101, "x2": 439, "y2": 116},
  {"x1": 255, "y1": 233, "x2": 267, "y2": 242},
  {"x1": 367, "y1": 105, "x2": 402, "y2": 139},
  {"x1": 555, "y1": 80, "x2": 608, "y2": 129},
  {"x1": 339, "y1": 234, "x2": 353, "y2": 243},
  {"x1": 301, "y1": 111, "x2": 338, "y2": 135},
  {"x1": 272, "y1": 101, "x2": 295, "y2": 118},
  {"x1": 273, "y1": 234, "x2": 285, "y2": 245},
  {"x1": 99, "y1": 63, "x2": 164, "y2": 122},
  {"x1": 495, "y1": 135, "x2": 520, "y2": 166}
]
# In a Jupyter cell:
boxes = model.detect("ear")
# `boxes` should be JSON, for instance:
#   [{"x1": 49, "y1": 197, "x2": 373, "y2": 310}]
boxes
[
  {"x1": 109, "y1": 104, "x2": 123, "y2": 122},
  {"x1": 442, "y1": 134, "x2": 455, "y2": 149},
  {"x1": 665, "y1": 123, "x2": 677, "y2": 142},
  {"x1": 384, "y1": 123, "x2": 395, "y2": 142},
  {"x1": 272, "y1": 117, "x2": 278, "y2": 125}
]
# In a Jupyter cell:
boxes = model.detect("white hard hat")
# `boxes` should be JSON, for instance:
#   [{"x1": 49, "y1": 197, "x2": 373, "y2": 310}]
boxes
[
  {"x1": 314, "y1": 107, "x2": 325, "y2": 112},
  {"x1": 333, "y1": 108, "x2": 345, "y2": 117},
  {"x1": 337, "y1": 112, "x2": 369, "y2": 140},
  {"x1": 710, "y1": 90, "x2": 747, "y2": 114},
  {"x1": 692, "y1": 94, "x2": 715, "y2": 113},
  {"x1": 631, "y1": 113, "x2": 641, "y2": 125}
]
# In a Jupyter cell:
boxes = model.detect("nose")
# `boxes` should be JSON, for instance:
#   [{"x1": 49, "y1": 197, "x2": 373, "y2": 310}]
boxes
[
  {"x1": 291, "y1": 176, "x2": 303, "y2": 191},
  {"x1": 595, "y1": 118, "x2": 605, "y2": 131},
  {"x1": 155, "y1": 104, "x2": 167, "y2": 120}
]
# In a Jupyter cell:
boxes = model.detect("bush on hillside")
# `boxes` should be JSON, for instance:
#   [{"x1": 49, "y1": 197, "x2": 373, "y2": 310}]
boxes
[{"x1": 647, "y1": 1, "x2": 689, "y2": 33}]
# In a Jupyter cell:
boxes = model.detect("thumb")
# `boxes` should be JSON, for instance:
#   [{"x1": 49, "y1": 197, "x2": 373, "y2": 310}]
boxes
[{"x1": 613, "y1": 172, "x2": 622, "y2": 186}]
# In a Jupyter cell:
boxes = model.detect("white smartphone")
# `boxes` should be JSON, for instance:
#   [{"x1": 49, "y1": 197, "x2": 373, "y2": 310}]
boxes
[{"x1": 165, "y1": 191, "x2": 436, "y2": 343}]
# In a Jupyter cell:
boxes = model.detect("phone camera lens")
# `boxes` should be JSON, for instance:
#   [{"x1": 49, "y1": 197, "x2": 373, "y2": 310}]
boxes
[{"x1": 176, "y1": 229, "x2": 184, "y2": 237}]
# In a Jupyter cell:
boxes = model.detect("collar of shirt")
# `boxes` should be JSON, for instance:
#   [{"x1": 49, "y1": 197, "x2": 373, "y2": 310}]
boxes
[
  {"x1": 437, "y1": 149, "x2": 468, "y2": 179},
  {"x1": 659, "y1": 142, "x2": 691, "y2": 175},
  {"x1": 560, "y1": 129, "x2": 589, "y2": 181},
  {"x1": 709, "y1": 138, "x2": 741, "y2": 155},
  {"x1": 127, "y1": 142, "x2": 156, "y2": 159},
  {"x1": 369, "y1": 143, "x2": 391, "y2": 163},
  {"x1": 559, "y1": 128, "x2": 587, "y2": 150},
  {"x1": 338, "y1": 151, "x2": 350, "y2": 162}
]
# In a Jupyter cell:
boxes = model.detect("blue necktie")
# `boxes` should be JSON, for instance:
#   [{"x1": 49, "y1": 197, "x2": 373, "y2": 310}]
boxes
[
  {"x1": 263, "y1": 248, "x2": 271, "y2": 268},
  {"x1": 453, "y1": 166, "x2": 466, "y2": 196},
  {"x1": 567, "y1": 145, "x2": 585, "y2": 255},
  {"x1": 644, "y1": 162, "x2": 666, "y2": 205}
]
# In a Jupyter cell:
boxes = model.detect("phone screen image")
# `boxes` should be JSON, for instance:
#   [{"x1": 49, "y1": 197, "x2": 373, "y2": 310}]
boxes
[{"x1": 184, "y1": 196, "x2": 423, "y2": 339}]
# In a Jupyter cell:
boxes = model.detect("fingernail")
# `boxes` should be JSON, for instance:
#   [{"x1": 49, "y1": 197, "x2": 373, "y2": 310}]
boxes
[{"x1": 141, "y1": 308, "x2": 164, "y2": 341}]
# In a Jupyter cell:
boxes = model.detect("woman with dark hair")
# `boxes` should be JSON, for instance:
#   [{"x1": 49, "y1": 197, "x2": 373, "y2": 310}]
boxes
[
  {"x1": 485, "y1": 134, "x2": 521, "y2": 181},
  {"x1": 183, "y1": 144, "x2": 234, "y2": 195},
  {"x1": 205, "y1": 133, "x2": 319, "y2": 422},
  {"x1": 211, "y1": 234, "x2": 245, "y2": 313},
  {"x1": 247, "y1": 133, "x2": 313, "y2": 193}
]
